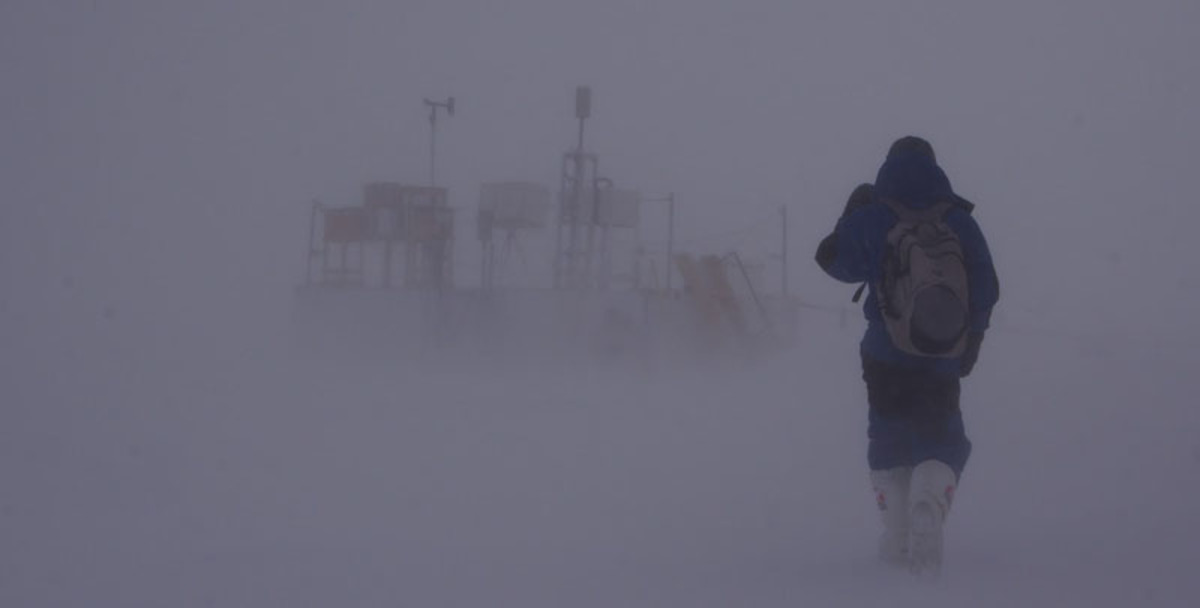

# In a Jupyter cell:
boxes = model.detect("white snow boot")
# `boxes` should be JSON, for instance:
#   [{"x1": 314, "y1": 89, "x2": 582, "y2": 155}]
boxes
[
  {"x1": 907, "y1": 459, "x2": 957, "y2": 579},
  {"x1": 869, "y1": 467, "x2": 912, "y2": 566}
]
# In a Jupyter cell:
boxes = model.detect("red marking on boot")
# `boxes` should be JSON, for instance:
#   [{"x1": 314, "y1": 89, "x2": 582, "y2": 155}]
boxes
[
  {"x1": 876, "y1": 491, "x2": 887, "y2": 511},
  {"x1": 944, "y1": 485, "x2": 956, "y2": 507}
]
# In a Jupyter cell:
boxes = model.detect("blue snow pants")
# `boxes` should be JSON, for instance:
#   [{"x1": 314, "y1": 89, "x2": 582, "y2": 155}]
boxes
[{"x1": 862, "y1": 354, "x2": 971, "y2": 478}]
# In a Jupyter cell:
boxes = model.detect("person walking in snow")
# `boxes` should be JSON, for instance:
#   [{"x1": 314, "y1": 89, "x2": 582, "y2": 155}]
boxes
[{"x1": 815, "y1": 136, "x2": 999, "y2": 576}]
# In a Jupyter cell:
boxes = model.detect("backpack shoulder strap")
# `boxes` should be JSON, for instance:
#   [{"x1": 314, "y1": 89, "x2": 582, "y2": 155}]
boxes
[{"x1": 851, "y1": 281, "x2": 868, "y2": 303}]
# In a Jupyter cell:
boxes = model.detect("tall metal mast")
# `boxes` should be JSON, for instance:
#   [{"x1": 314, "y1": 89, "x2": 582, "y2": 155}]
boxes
[
  {"x1": 555, "y1": 86, "x2": 594, "y2": 289},
  {"x1": 423, "y1": 96, "x2": 455, "y2": 188}
]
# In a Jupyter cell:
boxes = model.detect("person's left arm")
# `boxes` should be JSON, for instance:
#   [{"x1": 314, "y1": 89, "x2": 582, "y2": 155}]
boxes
[{"x1": 950, "y1": 211, "x2": 999, "y2": 376}]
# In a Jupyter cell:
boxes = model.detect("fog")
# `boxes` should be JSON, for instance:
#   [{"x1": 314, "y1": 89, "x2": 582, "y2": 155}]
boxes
[{"x1": 2, "y1": 1, "x2": 1199, "y2": 606}]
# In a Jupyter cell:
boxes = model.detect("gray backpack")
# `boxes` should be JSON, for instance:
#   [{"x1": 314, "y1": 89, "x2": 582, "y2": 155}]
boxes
[{"x1": 876, "y1": 198, "x2": 970, "y2": 357}]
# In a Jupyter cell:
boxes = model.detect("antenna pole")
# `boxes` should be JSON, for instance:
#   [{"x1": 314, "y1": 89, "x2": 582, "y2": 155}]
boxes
[{"x1": 423, "y1": 97, "x2": 455, "y2": 188}]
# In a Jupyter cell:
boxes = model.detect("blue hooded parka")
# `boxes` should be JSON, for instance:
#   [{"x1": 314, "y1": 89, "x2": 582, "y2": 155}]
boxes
[{"x1": 819, "y1": 141, "x2": 1000, "y2": 377}]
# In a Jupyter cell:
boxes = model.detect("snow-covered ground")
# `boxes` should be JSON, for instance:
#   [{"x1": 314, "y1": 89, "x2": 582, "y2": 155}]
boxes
[{"x1": 3, "y1": 306, "x2": 1196, "y2": 607}]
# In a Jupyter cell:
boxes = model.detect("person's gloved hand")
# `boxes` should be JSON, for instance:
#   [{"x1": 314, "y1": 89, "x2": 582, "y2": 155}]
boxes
[
  {"x1": 842, "y1": 183, "x2": 875, "y2": 219},
  {"x1": 817, "y1": 183, "x2": 876, "y2": 274},
  {"x1": 815, "y1": 232, "x2": 838, "y2": 271},
  {"x1": 959, "y1": 332, "x2": 985, "y2": 378}
]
